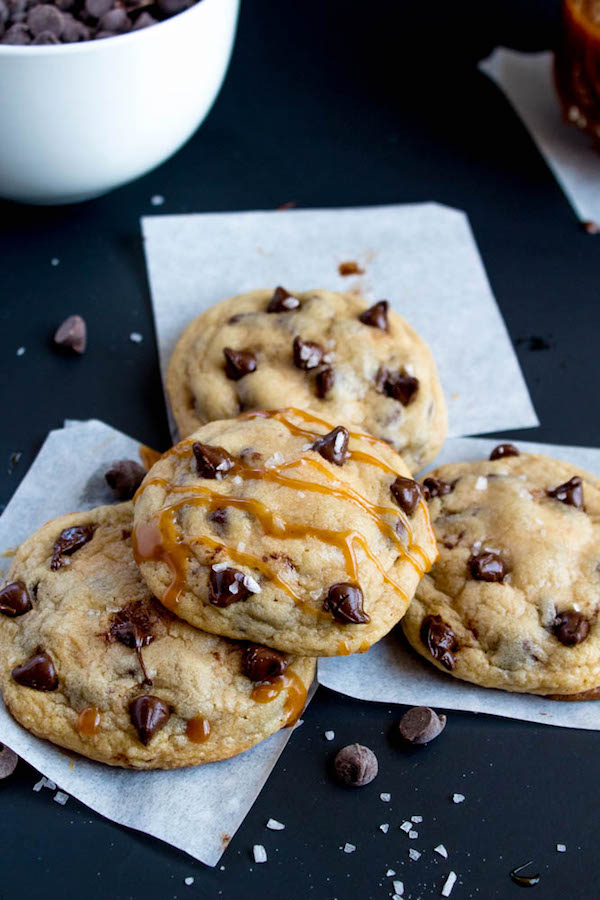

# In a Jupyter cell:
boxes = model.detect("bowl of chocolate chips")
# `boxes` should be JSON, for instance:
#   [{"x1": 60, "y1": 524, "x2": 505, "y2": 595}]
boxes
[{"x1": 0, "y1": 0, "x2": 239, "y2": 204}]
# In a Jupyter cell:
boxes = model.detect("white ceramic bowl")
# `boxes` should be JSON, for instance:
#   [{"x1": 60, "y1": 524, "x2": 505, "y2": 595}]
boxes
[{"x1": 0, "y1": 0, "x2": 239, "y2": 204}]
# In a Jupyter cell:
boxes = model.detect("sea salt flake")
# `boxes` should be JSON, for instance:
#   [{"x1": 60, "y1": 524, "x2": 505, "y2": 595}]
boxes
[
  {"x1": 557, "y1": 843, "x2": 566, "y2": 852},
  {"x1": 232, "y1": 475, "x2": 243, "y2": 485},
  {"x1": 343, "y1": 843, "x2": 356, "y2": 854},
  {"x1": 266, "y1": 819, "x2": 285, "y2": 831},
  {"x1": 50, "y1": 257, "x2": 60, "y2": 266},
  {"x1": 129, "y1": 332, "x2": 143, "y2": 343},
  {"x1": 441, "y1": 871, "x2": 457, "y2": 896},
  {"x1": 434, "y1": 844, "x2": 448, "y2": 858},
  {"x1": 43, "y1": 779, "x2": 56, "y2": 791},
  {"x1": 409, "y1": 830, "x2": 418, "y2": 839},
  {"x1": 380, "y1": 824, "x2": 389, "y2": 833},
  {"x1": 253, "y1": 845, "x2": 267, "y2": 863},
  {"x1": 324, "y1": 730, "x2": 335, "y2": 741},
  {"x1": 237, "y1": 542, "x2": 246, "y2": 552},
  {"x1": 404, "y1": 363, "x2": 415, "y2": 375},
  {"x1": 184, "y1": 877, "x2": 194, "y2": 886},
  {"x1": 380, "y1": 793, "x2": 391, "y2": 802},
  {"x1": 411, "y1": 815, "x2": 423, "y2": 823},
  {"x1": 33, "y1": 778, "x2": 45, "y2": 792},
  {"x1": 334, "y1": 432, "x2": 345, "y2": 453},
  {"x1": 409, "y1": 848, "x2": 421, "y2": 861},
  {"x1": 386, "y1": 869, "x2": 396, "y2": 877},
  {"x1": 452, "y1": 793, "x2": 465, "y2": 804},
  {"x1": 302, "y1": 443, "x2": 313, "y2": 451},
  {"x1": 243, "y1": 574, "x2": 261, "y2": 593},
  {"x1": 400, "y1": 821, "x2": 412, "y2": 833},
  {"x1": 228, "y1": 581, "x2": 239, "y2": 594},
  {"x1": 393, "y1": 880, "x2": 404, "y2": 896},
  {"x1": 475, "y1": 476, "x2": 488, "y2": 491},
  {"x1": 151, "y1": 195, "x2": 165, "y2": 206},
  {"x1": 16, "y1": 347, "x2": 25, "y2": 356},
  {"x1": 212, "y1": 562, "x2": 229, "y2": 572},
  {"x1": 53, "y1": 791, "x2": 69, "y2": 805}
]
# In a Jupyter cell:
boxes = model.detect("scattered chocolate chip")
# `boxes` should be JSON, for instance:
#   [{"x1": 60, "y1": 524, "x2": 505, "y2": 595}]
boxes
[
  {"x1": 84, "y1": 0, "x2": 111, "y2": 16},
  {"x1": 312, "y1": 426, "x2": 349, "y2": 466},
  {"x1": 422, "y1": 477, "x2": 453, "y2": 501},
  {"x1": 552, "y1": 610, "x2": 590, "y2": 646},
  {"x1": 390, "y1": 476, "x2": 422, "y2": 515},
  {"x1": 242, "y1": 644, "x2": 288, "y2": 681},
  {"x1": 0, "y1": 745, "x2": 18, "y2": 780},
  {"x1": 333, "y1": 743, "x2": 378, "y2": 786},
  {"x1": 509, "y1": 863, "x2": 540, "y2": 888},
  {"x1": 129, "y1": 695, "x2": 170, "y2": 745},
  {"x1": 27, "y1": 3, "x2": 63, "y2": 36},
  {"x1": 207, "y1": 507, "x2": 228, "y2": 532},
  {"x1": 11, "y1": 652, "x2": 58, "y2": 691},
  {"x1": 489, "y1": 443, "x2": 520, "y2": 461},
  {"x1": 131, "y1": 9, "x2": 155, "y2": 28},
  {"x1": 61, "y1": 15, "x2": 89, "y2": 39},
  {"x1": 209, "y1": 567, "x2": 251, "y2": 607},
  {"x1": 582, "y1": 220, "x2": 600, "y2": 234},
  {"x1": 359, "y1": 300, "x2": 388, "y2": 331},
  {"x1": 108, "y1": 599, "x2": 160, "y2": 685},
  {"x1": 156, "y1": 0, "x2": 190, "y2": 12},
  {"x1": 468, "y1": 551, "x2": 506, "y2": 583},
  {"x1": 324, "y1": 583, "x2": 370, "y2": 624},
  {"x1": 50, "y1": 525, "x2": 94, "y2": 571},
  {"x1": 267, "y1": 286, "x2": 300, "y2": 313},
  {"x1": 223, "y1": 347, "x2": 257, "y2": 380},
  {"x1": 105, "y1": 459, "x2": 146, "y2": 500},
  {"x1": 398, "y1": 706, "x2": 447, "y2": 744},
  {"x1": 53, "y1": 315, "x2": 87, "y2": 354},
  {"x1": 315, "y1": 365, "x2": 335, "y2": 399},
  {"x1": 338, "y1": 261, "x2": 364, "y2": 276},
  {"x1": 293, "y1": 336, "x2": 324, "y2": 370},
  {"x1": 32, "y1": 29, "x2": 59, "y2": 42},
  {"x1": 0, "y1": 581, "x2": 32, "y2": 617},
  {"x1": 1, "y1": 23, "x2": 31, "y2": 43},
  {"x1": 420, "y1": 615, "x2": 458, "y2": 670},
  {"x1": 547, "y1": 476, "x2": 584, "y2": 509},
  {"x1": 97, "y1": 7, "x2": 130, "y2": 31},
  {"x1": 192, "y1": 442, "x2": 235, "y2": 479},
  {"x1": 375, "y1": 366, "x2": 419, "y2": 405}
]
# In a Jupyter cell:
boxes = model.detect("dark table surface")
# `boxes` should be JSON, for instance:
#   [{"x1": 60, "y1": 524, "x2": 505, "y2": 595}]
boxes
[{"x1": 1, "y1": 1, "x2": 599, "y2": 898}]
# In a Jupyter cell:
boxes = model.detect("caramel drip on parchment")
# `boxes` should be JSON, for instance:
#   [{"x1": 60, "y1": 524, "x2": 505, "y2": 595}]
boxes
[
  {"x1": 133, "y1": 407, "x2": 436, "y2": 614},
  {"x1": 250, "y1": 669, "x2": 307, "y2": 727},
  {"x1": 76, "y1": 706, "x2": 101, "y2": 737}
]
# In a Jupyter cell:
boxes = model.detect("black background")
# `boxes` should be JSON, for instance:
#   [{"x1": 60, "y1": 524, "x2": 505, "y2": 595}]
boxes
[{"x1": 1, "y1": 1, "x2": 599, "y2": 897}]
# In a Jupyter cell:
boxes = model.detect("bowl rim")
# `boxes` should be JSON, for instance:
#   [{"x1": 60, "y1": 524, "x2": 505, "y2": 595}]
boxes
[{"x1": 0, "y1": 0, "x2": 237, "y2": 56}]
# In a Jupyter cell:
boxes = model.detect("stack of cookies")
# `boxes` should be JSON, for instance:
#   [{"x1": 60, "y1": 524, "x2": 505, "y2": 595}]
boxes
[{"x1": 1, "y1": 286, "x2": 597, "y2": 770}]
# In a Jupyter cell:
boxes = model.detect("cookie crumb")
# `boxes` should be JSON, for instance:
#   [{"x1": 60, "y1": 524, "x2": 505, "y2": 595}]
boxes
[
  {"x1": 556, "y1": 843, "x2": 566, "y2": 852},
  {"x1": 151, "y1": 195, "x2": 165, "y2": 206},
  {"x1": 253, "y1": 844, "x2": 267, "y2": 863},
  {"x1": 380, "y1": 792, "x2": 391, "y2": 802},
  {"x1": 129, "y1": 332, "x2": 143, "y2": 344},
  {"x1": 380, "y1": 824, "x2": 389, "y2": 834},
  {"x1": 184, "y1": 877, "x2": 194, "y2": 886},
  {"x1": 324, "y1": 730, "x2": 335, "y2": 741},
  {"x1": 53, "y1": 791, "x2": 69, "y2": 805},
  {"x1": 343, "y1": 843, "x2": 356, "y2": 853},
  {"x1": 441, "y1": 871, "x2": 457, "y2": 896},
  {"x1": 452, "y1": 793, "x2": 465, "y2": 804},
  {"x1": 266, "y1": 819, "x2": 285, "y2": 831},
  {"x1": 434, "y1": 844, "x2": 449, "y2": 858},
  {"x1": 409, "y1": 848, "x2": 421, "y2": 861}
]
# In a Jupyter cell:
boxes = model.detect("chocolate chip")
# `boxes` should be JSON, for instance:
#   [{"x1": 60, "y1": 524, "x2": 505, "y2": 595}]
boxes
[
  {"x1": 223, "y1": 347, "x2": 257, "y2": 380},
  {"x1": 108, "y1": 599, "x2": 160, "y2": 685},
  {"x1": 1, "y1": 23, "x2": 30, "y2": 42},
  {"x1": 376, "y1": 366, "x2": 419, "y2": 405},
  {"x1": 105, "y1": 459, "x2": 146, "y2": 499},
  {"x1": 468, "y1": 551, "x2": 506, "y2": 582},
  {"x1": 156, "y1": 0, "x2": 190, "y2": 12},
  {"x1": 333, "y1": 743, "x2": 378, "y2": 787},
  {"x1": 267, "y1": 286, "x2": 300, "y2": 313},
  {"x1": 0, "y1": 581, "x2": 32, "y2": 617},
  {"x1": 0, "y1": 745, "x2": 18, "y2": 780},
  {"x1": 547, "y1": 476, "x2": 584, "y2": 509},
  {"x1": 98, "y1": 7, "x2": 130, "y2": 31},
  {"x1": 32, "y1": 29, "x2": 59, "y2": 42},
  {"x1": 422, "y1": 477, "x2": 453, "y2": 500},
  {"x1": 131, "y1": 10, "x2": 156, "y2": 28},
  {"x1": 84, "y1": 0, "x2": 111, "y2": 17},
  {"x1": 60, "y1": 14, "x2": 89, "y2": 40},
  {"x1": 242, "y1": 644, "x2": 288, "y2": 681},
  {"x1": 315, "y1": 365, "x2": 334, "y2": 399},
  {"x1": 129, "y1": 695, "x2": 170, "y2": 745},
  {"x1": 11, "y1": 652, "x2": 58, "y2": 691},
  {"x1": 192, "y1": 442, "x2": 235, "y2": 479},
  {"x1": 312, "y1": 426, "x2": 349, "y2": 466},
  {"x1": 420, "y1": 615, "x2": 458, "y2": 670},
  {"x1": 390, "y1": 476, "x2": 422, "y2": 515},
  {"x1": 50, "y1": 525, "x2": 94, "y2": 571},
  {"x1": 293, "y1": 336, "x2": 324, "y2": 370},
  {"x1": 398, "y1": 706, "x2": 447, "y2": 744},
  {"x1": 552, "y1": 610, "x2": 590, "y2": 646},
  {"x1": 489, "y1": 443, "x2": 520, "y2": 461},
  {"x1": 207, "y1": 507, "x2": 228, "y2": 532},
  {"x1": 324, "y1": 583, "x2": 370, "y2": 624},
  {"x1": 209, "y1": 567, "x2": 251, "y2": 607},
  {"x1": 27, "y1": 4, "x2": 63, "y2": 36},
  {"x1": 359, "y1": 300, "x2": 388, "y2": 331}
]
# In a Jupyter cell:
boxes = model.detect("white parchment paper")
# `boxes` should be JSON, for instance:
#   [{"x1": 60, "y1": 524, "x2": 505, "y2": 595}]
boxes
[
  {"x1": 141, "y1": 203, "x2": 538, "y2": 439},
  {"x1": 0, "y1": 419, "x2": 309, "y2": 866},
  {"x1": 318, "y1": 435, "x2": 600, "y2": 730},
  {"x1": 480, "y1": 49, "x2": 600, "y2": 224}
]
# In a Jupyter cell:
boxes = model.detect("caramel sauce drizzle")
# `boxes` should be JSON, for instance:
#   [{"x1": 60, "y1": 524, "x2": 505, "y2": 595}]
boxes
[
  {"x1": 133, "y1": 407, "x2": 435, "y2": 615},
  {"x1": 250, "y1": 669, "x2": 307, "y2": 727},
  {"x1": 139, "y1": 443, "x2": 163, "y2": 471},
  {"x1": 76, "y1": 706, "x2": 101, "y2": 737},
  {"x1": 186, "y1": 715, "x2": 211, "y2": 743}
]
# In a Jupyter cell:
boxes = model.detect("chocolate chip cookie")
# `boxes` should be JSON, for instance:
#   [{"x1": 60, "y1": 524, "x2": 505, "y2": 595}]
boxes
[
  {"x1": 166, "y1": 288, "x2": 447, "y2": 472},
  {"x1": 0, "y1": 503, "x2": 315, "y2": 769},
  {"x1": 402, "y1": 447, "x2": 600, "y2": 697},
  {"x1": 132, "y1": 410, "x2": 437, "y2": 656}
]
